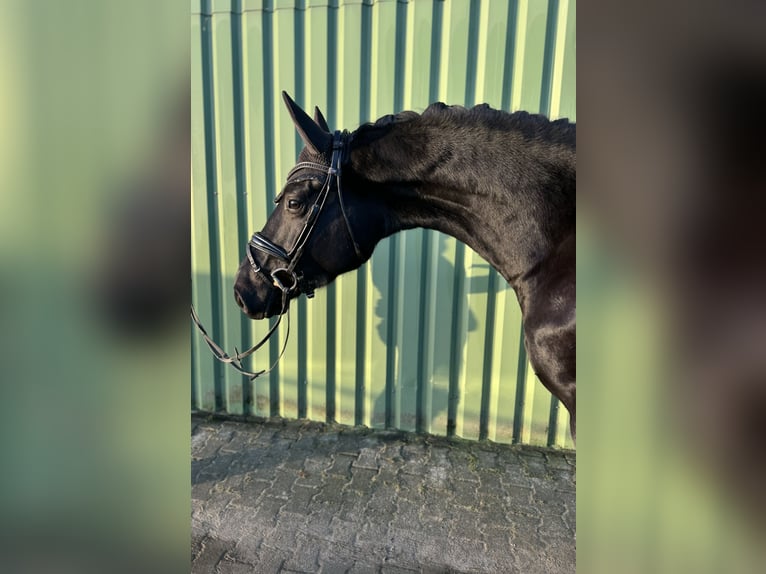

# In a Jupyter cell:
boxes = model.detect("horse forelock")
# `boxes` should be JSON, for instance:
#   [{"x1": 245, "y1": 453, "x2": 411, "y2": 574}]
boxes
[{"x1": 297, "y1": 146, "x2": 331, "y2": 166}]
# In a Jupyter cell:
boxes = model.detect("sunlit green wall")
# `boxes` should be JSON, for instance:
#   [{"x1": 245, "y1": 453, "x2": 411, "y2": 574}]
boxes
[{"x1": 191, "y1": 0, "x2": 576, "y2": 447}]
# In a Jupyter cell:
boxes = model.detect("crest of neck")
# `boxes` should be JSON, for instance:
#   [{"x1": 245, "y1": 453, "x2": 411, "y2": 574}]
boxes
[{"x1": 348, "y1": 111, "x2": 575, "y2": 286}]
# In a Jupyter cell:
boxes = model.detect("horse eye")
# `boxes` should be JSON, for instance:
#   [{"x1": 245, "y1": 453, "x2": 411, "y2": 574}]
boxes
[{"x1": 287, "y1": 198, "x2": 303, "y2": 211}]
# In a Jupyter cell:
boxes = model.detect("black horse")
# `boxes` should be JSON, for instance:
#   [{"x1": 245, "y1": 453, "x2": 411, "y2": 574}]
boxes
[{"x1": 234, "y1": 93, "x2": 576, "y2": 438}]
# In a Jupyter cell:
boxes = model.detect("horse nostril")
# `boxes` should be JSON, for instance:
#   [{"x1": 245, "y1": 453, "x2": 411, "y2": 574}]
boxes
[{"x1": 234, "y1": 289, "x2": 246, "y2": 310}]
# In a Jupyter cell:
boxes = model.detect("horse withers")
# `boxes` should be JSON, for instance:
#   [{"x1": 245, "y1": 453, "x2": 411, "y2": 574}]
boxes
[{"x1": 234, "y1": 93, "x2": 576, "y2": 438}]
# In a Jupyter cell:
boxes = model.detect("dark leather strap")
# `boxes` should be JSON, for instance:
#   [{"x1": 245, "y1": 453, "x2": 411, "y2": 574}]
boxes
[
  {"x1": 250, "y1": 232, "x2": 290, "y2": 262},
  {"x1": 190, "y1": 289, "x2": 291, "y2": 380}
]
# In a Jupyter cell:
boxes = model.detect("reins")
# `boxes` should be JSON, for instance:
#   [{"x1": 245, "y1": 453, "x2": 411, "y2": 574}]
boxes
[
  {"x1": 190, "y1": 290, "x2": 290, "y2": 379},
  {"x1": 190, "y1": 130, "x2": 358, "y2": 380}
]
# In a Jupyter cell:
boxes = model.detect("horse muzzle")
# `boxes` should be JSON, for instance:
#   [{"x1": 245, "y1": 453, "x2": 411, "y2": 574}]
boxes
[{"x1": 233, "y1": 279, "x2": 288, "y2": 320}]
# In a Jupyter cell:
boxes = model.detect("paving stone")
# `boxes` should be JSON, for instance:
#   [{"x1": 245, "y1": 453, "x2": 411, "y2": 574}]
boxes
[
  {"x1": 283, "y1": 484, "x2": 317, "y2": 514},
  {"x1": 329, "y1": 516, "x2": 361, "y2": 546},
  {"x1": 280, "y1": 532, "x2": 320, "y2": 573},
  {"x1": 364, "y1": 489, "x2": 398, "y2": 517},
  {"x1": 229, "y1": 535, "x2": 267, "y2": 566},
  {"x1": 348, "y1": 469, "x2": 379, "y2": 499},
  {"x1": 317, "y1": 553, "x2": 357, "y2": 574},
  {"x1": 381, "y1": 564, "x2": 419, "y2": 574},
  {"x1": 239, "y1": 476, "x2": 272, "y2": 504},
  {"x1": 304, "y1": 455, "x2": 333, "y2": 474},
  {"x1": 416, "y1": 515, "x2": 450, "y2": 540},
  {"x1": 450, "y1": 479, "x2": 480, "y2": 509},
  {"x1": 191, "y1": 414, "x2": 575, "y2": 574},
  {"x1": 327, "y1": 453, "x2": 356, "y2": 477},
  {"x1": 191, "y1": 535, "x2": 231, "y2": 572},
  {"x1": 216, "y1": 555, "x2": 257, "y2": 573},
  {"x1": 388, "y1": 497, "x2": 424, "y2": 532},
  {"x1": 249, "y1": 545, "x2": 291, "y2": 573},
  {"x1": 448, "y1": 511, "x2": 485, "y2": 540},
  {"x1": 302, "y1": 507, "x2": 334, "y2": 539},
  {"x1": 533, "y1": 490, "x2": 570, "y2": 517},
  {"x1": 371, "y1": 464, "x2": 398, "y2": 489},
  {"x1": 345, "y1": 561, "x2": 380, "y2": 574},
  {"x1": 191, "y1": 426, "x2": 222, "y2": 458},
  {"x1": 353, "y1": 447, "x2": 381, "y2": 470},
  {"x1": 336, "y1": 490, "x2": 368, "y2": 523}
]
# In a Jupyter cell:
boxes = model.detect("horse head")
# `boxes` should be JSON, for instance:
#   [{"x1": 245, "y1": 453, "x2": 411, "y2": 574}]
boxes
[{"x1": 233, "y1": 92, "x2": 384, "y2": 319}]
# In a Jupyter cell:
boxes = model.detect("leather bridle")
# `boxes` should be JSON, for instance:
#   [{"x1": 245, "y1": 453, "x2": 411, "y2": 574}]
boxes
[
  {"x1": 247, "y1": 130, "x2": 362, "y2": 298},
  {"x1": 191, "y1": 130, "x2": 361, "y2": 379}
]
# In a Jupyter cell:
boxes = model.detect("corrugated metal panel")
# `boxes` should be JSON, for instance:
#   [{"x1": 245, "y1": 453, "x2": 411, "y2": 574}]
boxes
[{"x1": 191, "y1": 0, "x2": 576, "y2": 448}]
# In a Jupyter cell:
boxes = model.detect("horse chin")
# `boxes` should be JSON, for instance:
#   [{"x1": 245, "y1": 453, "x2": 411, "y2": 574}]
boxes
[
  {"x1": 244, "y1": 308, "x2": 268, "y2": 321},
  {"x1": 261, "y1": 304, "x2": 286, "y2": 320},
  {"x1": 244, "y1": 305, "x2": 280, "y2": 321},
  {"x1": 249, "y1": 290, "x2": 290, "y2": 320},
  {"x1": 235, "y1": 282, "x2": 287, "y2": 320}
]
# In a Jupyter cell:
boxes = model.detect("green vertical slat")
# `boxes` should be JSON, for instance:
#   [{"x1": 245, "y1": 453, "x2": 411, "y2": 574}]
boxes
[
  {"x1": 475, "y1": 0, "x2": 514, "y2": 442},
  {"x1": 199, "y1": 4, "x2": 229, "y2": 412},
  {"x1": 419, "y1": 235, "x2": 441, "y2": 433},
  {"x1": 293, "y1": 2, "x2": 309, "y2": 421},
  {"x1": 352, "y1": 0, "x2": 373, "y2": 427},
  {"x1": 547, "y1": 398, "x2": 561, "y2": 447},
  {"x1": 242, "y1": 2, "x2": 276, "y2": 416},
  {"x1": 512, "y1": 325, "x2": 530, "y2": 444},
  {"x1": 231, "y1": 1, "x2": 254, "y2": 415},
  {"x1": 324, "y1": 1, "x2": 338, "y2": 424},
  {"x1": 540, "y1": 0, "x2": 561, "y2": 444},
  {"x1": 387, "y1": 0, "x2": 436, "y2": 434},
  {"x1": 512, "y1": 0, "x2": 564, "y2": 445},
  {"x1": 549, "y1": 0, "x2": 576, "y2": 121},
  {"x1": 530, "y1": 367, "x2": 551, "y2": 445},
  {"x1": 413, "y1": 1, "x2": 444, "y2": 435},
  {"x1": 210, "y1": 6, "x2": 248, "y2": 414},
  {"x1": 479, "y1": 267, "x2": 498, "y2": 441},
  {"x1": 191, "y1": 8, "x2": 216, "y2": 412},
  {"x1": 538, "y1": 0, "x2": 559, "y2": 117},
  {"x1": 438, "y1": 0, "x2": 481, "y2": 440},
  {"x1": 460, "y1": 0, "x2": 489, "y2": 441},
  {"x1": 271, "y1": 3, "x2": 299, "y2": 418},
  {"x1": 487, "y1": 276, "x2": 517, "y2": 443},
  {"x1": 363, "y1": 0, "x2": 397, "y2": 429},
  {"x1": 493, "y1": 1, "x2": 525, "y2": 442},
  {"x1": 303, "y1": 2, "x2": 331, "y2": 423},
  {"x1": 510, "y1": 0, "x2": 550, "y2": 112},
  {"x1": 334, "y1": 0, "x2": 363, "y2": 427},
  {"x1": 240, "y1": 3, "x2": 273, "y2": 416},
  {"x1": 422, "y1": 0, "x2": 448, "y2": 436},
  {"x1": 429, "y1": 235, "x2": 456, "y2": 436},
  {"x1": 383, "y1": 0, "x2": 405, "y2": 431},
  {"x1": 475, "y1": 0, "x2": 512, "y2": 108},
  {"x1": 500, "y1": 0, "x2": 520, "y2": 112},
  {"x1": 415, "y1": 227, "x2": 434, "y2": 435},
  {"x1": 549, "y1": 0, "x2": 575, "y2": 449}
]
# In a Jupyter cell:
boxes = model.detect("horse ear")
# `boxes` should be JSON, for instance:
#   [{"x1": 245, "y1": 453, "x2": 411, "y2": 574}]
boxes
[
  {"x1": 313, "y1": 106, "x2": 330, "y2": 132},
  {"x1": 282, "y1": 91, "x2": 332, "y2": 155}
]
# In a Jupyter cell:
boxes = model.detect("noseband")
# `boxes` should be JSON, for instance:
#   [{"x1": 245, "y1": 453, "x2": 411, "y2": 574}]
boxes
[{"x1": 191, "y1": 130, "x2": 361, "y2": 380}]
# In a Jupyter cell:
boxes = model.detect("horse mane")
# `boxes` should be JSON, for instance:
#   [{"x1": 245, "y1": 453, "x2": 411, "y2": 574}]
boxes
[
  {"x1": 349, "y1": 103, "x2": 575, "y2": 209},
  {"x1": 356, "y1": 102, "x2": 575, "y2": 148}
]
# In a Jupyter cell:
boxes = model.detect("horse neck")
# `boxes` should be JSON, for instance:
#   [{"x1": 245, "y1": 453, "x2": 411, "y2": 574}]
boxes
[{"x1": 348, "y1": 116, "x2": 576, "y2": 286}]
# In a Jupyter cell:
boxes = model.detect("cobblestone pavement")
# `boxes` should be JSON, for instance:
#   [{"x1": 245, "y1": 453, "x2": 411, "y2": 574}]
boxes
[{"x1": 192, "y1": 414, "x2": 575, "y2": 574}]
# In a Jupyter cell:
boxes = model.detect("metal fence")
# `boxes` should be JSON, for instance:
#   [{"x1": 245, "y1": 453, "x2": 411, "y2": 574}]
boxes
[{"x1": 191, "y1": 0, "x2": 576, "y2": 447}]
